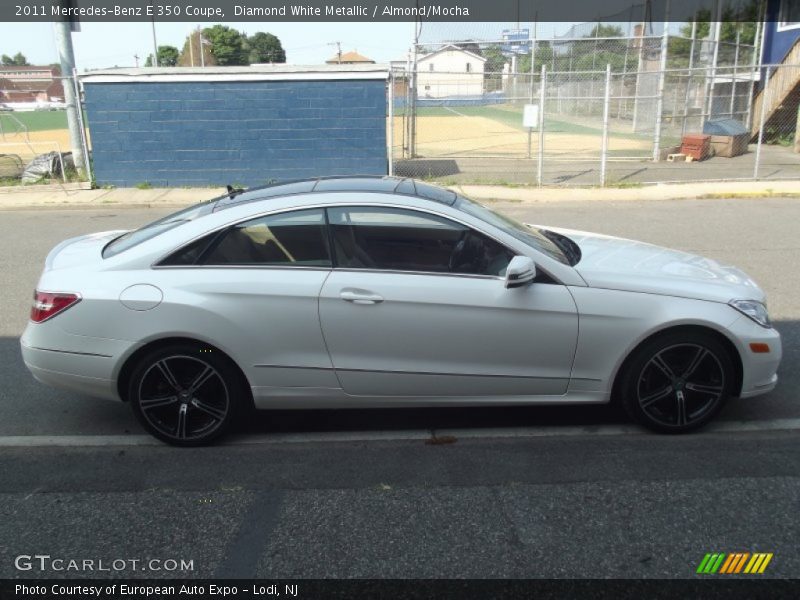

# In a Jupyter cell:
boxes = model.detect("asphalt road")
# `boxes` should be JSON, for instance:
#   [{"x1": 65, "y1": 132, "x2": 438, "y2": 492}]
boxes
[{"x1": 0, "y1": 198, "x2": 798, "y2": 581}]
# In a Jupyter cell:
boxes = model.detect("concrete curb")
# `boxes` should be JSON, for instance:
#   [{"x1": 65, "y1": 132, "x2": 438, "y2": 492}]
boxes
[
  {"x1": 453, "y1": 180, "x2": 800, "y2": 203},
  {"x1": 0, "y1": 181, "x2": 798, "y2": 211}
]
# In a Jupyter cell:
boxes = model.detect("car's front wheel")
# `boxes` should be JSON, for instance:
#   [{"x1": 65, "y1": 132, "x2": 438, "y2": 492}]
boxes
[
  {"x1": 128, "y1": 344, "x2": 243, "y2": 446},
  {"x1": 619, "y1": 331, "x2": 735, "y2": 433}
]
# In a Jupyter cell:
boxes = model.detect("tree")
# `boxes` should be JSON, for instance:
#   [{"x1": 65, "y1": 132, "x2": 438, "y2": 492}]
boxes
[
  {"x1": 178, "y1": 30, "x2": 216, "y2": 67},
  {"x1": 1, "y1": 52, "x2": 30, "y2": 66},
  {"x1": 532, "y1": 41, "x2": 554, "y2": 71},
  {"x1": 669, "y1": 6, "x2": 757, "y2": 68},
  {"x1": 588, "y1": 24, "x2": 625, "y2": 39},
  {"x1": 246, "y1": 32, "x2": 285, "y2": 64},
  {"x1": 482, "y1": 45, "x2": 507, "y2": 74},
  {"x1": 202, "y1": 25, "x2": 248, "y2": 66},
  {"x1": 145, "y1": 45, "x2": 180, "y2": 67}
]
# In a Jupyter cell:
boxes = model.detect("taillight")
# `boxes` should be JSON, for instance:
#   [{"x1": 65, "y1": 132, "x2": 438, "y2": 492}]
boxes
[{"x1": 30, "y1": 291, "x2": 81, "y2": 323}]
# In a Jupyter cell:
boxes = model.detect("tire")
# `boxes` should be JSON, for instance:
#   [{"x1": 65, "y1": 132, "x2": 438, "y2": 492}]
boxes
[
  {"x1": 618, "y1": 330, "x2": 735, "y2": 434},
  {"x1": 128, "y1": 343, "x2": 245, "y2": 446}
]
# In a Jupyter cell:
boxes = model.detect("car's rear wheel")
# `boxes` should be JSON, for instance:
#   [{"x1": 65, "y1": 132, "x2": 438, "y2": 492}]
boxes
[
  {"x1": 619, "y1": 331, "x2": 735, "y2": 433},
  {"x1": 128, "y1": 344, "x2": 243, "y2": 446}
]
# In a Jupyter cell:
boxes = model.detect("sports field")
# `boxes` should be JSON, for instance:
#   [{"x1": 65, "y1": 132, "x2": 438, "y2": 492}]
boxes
[
  {"x1": 0, "y1": 111, "x2": 79, "y2": 164},
  {"x1": 392, "y1": 103, "x2": 661, "y2": 159}
]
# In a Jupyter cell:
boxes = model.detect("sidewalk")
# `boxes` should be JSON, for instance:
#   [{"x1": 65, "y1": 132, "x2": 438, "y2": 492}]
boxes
[{"x1": 0, "y1": 180, "x2": 798, "y2": 211}]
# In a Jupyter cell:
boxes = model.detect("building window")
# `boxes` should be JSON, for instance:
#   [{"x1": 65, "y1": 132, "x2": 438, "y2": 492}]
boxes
[
  {"x1": 428, "y1": 63, "x2": 434, "y2": 71},
  {"x1": 466, "y1": 63, "x2": 472, "y2": 72},
  {"x1": 778, "y1": 0, "x2": 800, "y2": 30}
]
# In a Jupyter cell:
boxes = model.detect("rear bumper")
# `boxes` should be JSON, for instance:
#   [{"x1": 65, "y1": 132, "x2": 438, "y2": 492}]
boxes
[{"x1": 20, "y1": 323, "x2": 127, "y2": 402}]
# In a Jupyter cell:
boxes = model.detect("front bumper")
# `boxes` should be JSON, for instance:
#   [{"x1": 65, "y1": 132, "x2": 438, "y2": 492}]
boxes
[{"x1": 729, "y1": 315, "x2": 782, "y2": 398}]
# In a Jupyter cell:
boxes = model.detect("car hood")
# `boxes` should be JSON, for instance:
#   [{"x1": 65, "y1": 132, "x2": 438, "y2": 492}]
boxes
[
  {"x1": 45, "y1": 230, "x2": 128, "y2": 271},
  {"x1": 534, "y1": 225, "x2": 765, "y2": 304}
]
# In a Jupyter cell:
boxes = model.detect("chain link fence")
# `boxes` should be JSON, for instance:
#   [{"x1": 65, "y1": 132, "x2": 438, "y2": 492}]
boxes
[
  {"x1": 4, "y1": 60, "x2": 797, "y2": 189},
  {"x1": 0, "y1": 72, "x2": 91, "y2": 185},
  {"x1": 391, "y1": 31, "x2": 800, "y2": 186}
]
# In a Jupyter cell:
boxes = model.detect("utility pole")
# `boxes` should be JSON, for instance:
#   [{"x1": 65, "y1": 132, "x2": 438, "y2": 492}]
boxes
[
  {"x1": 149, "y1": 1, "x2": 159, "y2": 66},
  {"x1": 329, "y1": 41, "x2": 342, "y2": 63},
  {"x1": 200, "y1": 32, "x2": 209, "y2": 68},
  {"x1": 53, "y1": 20, "x2": 86, "y2": 175}
]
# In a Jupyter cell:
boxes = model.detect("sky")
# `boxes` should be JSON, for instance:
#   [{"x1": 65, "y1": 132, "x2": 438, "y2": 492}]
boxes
[{"x1": 0, "y1": 21, "x2": 577, "y2": 70}]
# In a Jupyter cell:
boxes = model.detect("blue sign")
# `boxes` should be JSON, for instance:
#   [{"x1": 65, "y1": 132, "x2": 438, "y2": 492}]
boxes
[{"x1": 501, "y1": 28, "x2": 531, "y2": 55}]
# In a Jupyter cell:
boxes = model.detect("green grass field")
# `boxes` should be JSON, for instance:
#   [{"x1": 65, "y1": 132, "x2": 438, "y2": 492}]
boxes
[
  {"x1": 0, "y1": 110, "x2": 68, "y2": 133},
  {"x1": 399, "y1": 104, "x2": 665, "y2": 143}
]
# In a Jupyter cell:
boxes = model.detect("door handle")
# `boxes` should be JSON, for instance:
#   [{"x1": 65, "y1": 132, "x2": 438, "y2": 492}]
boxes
[{"x1": 340, "y1": 289, "x2": 384, "y2": 305}]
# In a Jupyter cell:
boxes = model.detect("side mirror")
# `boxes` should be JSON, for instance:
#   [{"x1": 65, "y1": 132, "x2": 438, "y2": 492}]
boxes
[{"x1": 505, "y1": 256, "x2": 536, "y2": 289}]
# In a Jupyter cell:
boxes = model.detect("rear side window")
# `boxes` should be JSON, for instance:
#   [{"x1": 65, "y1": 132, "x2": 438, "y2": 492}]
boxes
[
  {"x1": 328, "y1": 207, "x2": 513, "y2": 276},
  {"x1": 158, "y1": 234, "x2": 220, "y2": 266},
  {"x1": 201, "y1": 209, "x2": 331, "y2": 267}
]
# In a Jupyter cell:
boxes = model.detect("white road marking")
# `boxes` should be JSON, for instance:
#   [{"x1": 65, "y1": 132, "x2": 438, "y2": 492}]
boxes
[
  {"x1": 0, "y1": 418, "x2": 797, "y2": 447},
  {"x1": 0, "y1": 435, "x2": 158, "y2": 447},
  {"x1": 443, "y1": 105, "x2": 467, "y2": 118}
]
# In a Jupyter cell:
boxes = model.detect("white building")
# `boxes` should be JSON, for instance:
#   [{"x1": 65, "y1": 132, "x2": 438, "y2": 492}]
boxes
[{"x1": 416, "y1": 45, "x2": 486, "y2": 98}]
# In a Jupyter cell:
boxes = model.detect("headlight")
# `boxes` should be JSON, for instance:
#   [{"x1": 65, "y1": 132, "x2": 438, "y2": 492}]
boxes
[{"x1": 729, "y1": 299, "x2": 771, "y2": 328}]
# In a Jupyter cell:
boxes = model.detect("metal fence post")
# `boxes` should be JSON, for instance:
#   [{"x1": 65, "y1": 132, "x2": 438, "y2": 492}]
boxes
[
  {"x1": 54, "y1": 21, "x2": 86, "y2": 176},
  {"x1": 601, "y1": 64, "x2": 612, "y2": 187},
  {"x1": 681, "y1": 20, "x2": 697, "y2": 137},
  {"x1": 537, "y1": 64, "x2": 546, "y2": 187},
  {"x1": 729, "y1": 29, "x2": 740, "y2": 118},
  {"x1": 387, "y1": 68, "x2": 394, "y2": 176},
  {"x1": 409, "y1": 43, "x2": 418, "y2": 158},
  {"x1": 754, "y1": 66, "x2": 772, "y2": 180},
  {"x1": 72, "y1": 69, "x2": 92, "y2": 184},
  {"x1": 652, "y1": 8, "x2": 670, "y2": 162}
]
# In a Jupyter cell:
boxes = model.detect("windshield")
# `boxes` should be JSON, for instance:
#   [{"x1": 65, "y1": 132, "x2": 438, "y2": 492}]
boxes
[
  {"x1": 102, "y1": 201, "x2": 216, "y2": 258},
  {"x1": 454, "y1": 196, "x2": 570, "y2": 265}
]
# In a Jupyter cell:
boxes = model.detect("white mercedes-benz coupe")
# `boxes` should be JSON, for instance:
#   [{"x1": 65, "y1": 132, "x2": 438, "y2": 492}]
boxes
[{"x1": 21, "y1": 177, "x2": 781, "y2": 445}]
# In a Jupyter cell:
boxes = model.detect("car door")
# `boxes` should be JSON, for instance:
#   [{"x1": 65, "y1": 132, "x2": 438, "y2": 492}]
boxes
[
  {"x1": 318, "y1": 206, "x2": 579, "y2": 398},
  {"x1": 154, "y1": 207, "x2": 338, "y2": 397}
]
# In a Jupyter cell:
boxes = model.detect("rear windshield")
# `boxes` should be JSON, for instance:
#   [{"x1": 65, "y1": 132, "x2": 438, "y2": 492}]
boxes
[{"x1": 102, "y1": 201, "x2": 216, "y2": 258}]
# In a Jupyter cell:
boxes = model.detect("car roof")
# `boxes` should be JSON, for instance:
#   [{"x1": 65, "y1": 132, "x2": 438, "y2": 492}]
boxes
[{"x1": 212, "y1": 176, "x2": 459, "y2": 212}]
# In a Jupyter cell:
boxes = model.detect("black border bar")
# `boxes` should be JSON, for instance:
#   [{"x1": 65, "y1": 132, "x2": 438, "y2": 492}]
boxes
[
  {"x1": 4, "y1": 0, "x2": 762, "y2": 23},
  {"x1": 2, "y1": 579, "x2": 799, "y2": 600}
]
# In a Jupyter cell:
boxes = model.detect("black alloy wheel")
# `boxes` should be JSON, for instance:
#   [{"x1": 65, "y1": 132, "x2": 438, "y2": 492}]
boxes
[
  {"x1": 619, "y1": 331, "x2": 734, "y2": 433},
  {"x1": 129, "y1": 344, "x2": 244, "y2": 446}
]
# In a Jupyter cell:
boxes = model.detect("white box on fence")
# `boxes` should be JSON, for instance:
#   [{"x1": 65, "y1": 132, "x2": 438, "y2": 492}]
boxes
[{"x1": 523, "y1": 104, "x2": 539, "y2": 129}]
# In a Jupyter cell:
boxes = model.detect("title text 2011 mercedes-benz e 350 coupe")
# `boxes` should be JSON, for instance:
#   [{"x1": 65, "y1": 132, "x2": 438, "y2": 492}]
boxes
[{"x1": 21, "y1": 177, "x2": 781, "y2": 445}]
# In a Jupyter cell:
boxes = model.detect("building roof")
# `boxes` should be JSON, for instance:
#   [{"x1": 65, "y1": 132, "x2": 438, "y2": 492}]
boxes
[
  {"x1": 325, "y1": 51, "x2": 375, "y2": 64},
  {"x1": 0, "y1": 66, "x2": 57, "y2": 73},
  {"x1": 80, "y1": 64, "x2": 389, "y2": 84},
  {"x1": 418, "y1": 45, "x2": 487, "y2": 63}
]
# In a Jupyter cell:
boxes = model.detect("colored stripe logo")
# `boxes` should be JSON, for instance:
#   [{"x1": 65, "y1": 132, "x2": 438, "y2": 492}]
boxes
[{"x1": 697, "y1": 552, "x2": 773, "y2": 574}]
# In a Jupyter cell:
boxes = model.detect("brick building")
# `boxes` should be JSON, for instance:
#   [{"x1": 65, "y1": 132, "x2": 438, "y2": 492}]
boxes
[
  {"x1": 0, "y1": 66, "x2": 64, "y2": 104},
  {"x1": 81, "y1": 65, "x2": 389, "y2": 187}
]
